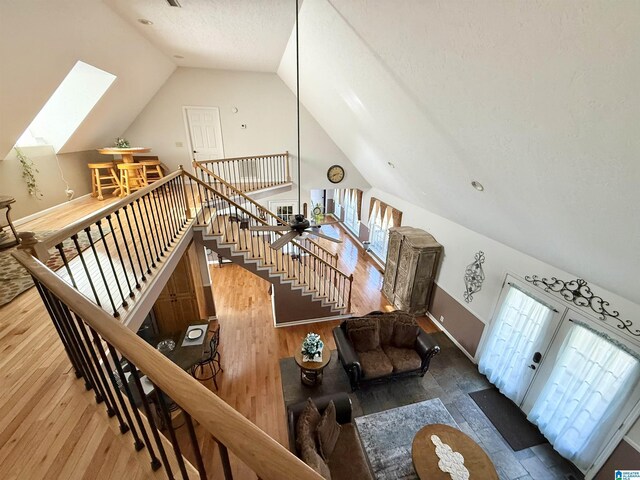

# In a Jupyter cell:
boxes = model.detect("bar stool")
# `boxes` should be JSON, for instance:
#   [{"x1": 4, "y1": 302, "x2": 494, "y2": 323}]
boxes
[
  {"x1": 88, "y1": 162, "x2": 121, "y2": 200},
  {"x1": 117, "y1": 163, "x2": 147, "y2": 196},
  {"x1": 135, "y1": 156, "x2": 165, "y2": 185}
]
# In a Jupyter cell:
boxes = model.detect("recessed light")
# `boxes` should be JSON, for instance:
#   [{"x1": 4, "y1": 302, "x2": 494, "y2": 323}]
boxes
[
  {"x1": 471, "y1": 180, "x2": 484, "y2": 191},
  {"x1": 138, "y1": 19, "x2": 154, "y2": 25},
  {"x1": 173, "y1": 55, "x2": 184, "y2": 59},
  {"x1": 387, "y1": 162, "x2": 395, "y2": 168}
]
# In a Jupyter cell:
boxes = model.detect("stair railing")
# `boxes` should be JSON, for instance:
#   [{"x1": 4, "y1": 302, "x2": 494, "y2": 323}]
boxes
[
  {"x1": 22, "y1": 171, "x2": 192, "y2": 318},
  {"x1": 193, "y1": 152, "x2": 290, "y2": 193},
  {"x1": 12, "y1": 250, "x2": 322, "y2": 480},
  {"x1": 183, "y1": 171, "x2": 353, "y2": 311},
  {"x1": 193, "y1": 161, "x2": 339, "y2": 269}
]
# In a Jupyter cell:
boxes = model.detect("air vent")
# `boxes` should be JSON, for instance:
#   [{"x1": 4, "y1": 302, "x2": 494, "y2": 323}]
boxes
[{"x1": 166, "y1": 0, "x2": 181, "y2": 7}]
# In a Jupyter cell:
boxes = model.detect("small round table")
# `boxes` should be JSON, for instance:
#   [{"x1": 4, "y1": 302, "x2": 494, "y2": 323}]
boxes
[
  {"x1": 97, "y1": 147, "x2": 152, "y2": 163},
  {"x1": 412, "y1": 424, "x2": 498, "y2": 479},
  {"x1": 294, "y1": 348, "x2": 331, "y2": 386}
]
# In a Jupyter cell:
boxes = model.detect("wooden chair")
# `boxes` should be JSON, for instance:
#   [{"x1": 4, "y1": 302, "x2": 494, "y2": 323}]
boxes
[
  {"x1": 191, "y1": 325, "x2": 223, "y2": 389},
  {"x1": 134, "y1": 155, "x2": 165, "y2": 185},
  {"x1": 117, "y1": 163, "x2": 147, "y2": 197},
  {"x1": 88, "y1": 162, "x2": 121, "y2": 200}
]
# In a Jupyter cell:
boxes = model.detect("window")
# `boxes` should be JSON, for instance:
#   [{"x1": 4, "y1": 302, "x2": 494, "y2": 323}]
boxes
[
  {"x1": 368, "y1": 198, "x2": 401, "y2": 260},
  {"x1": 343, "y1": 190, "x2": 360, "y2": 234},
  {"x1": 333, "y1": 189, "x2": 342, "y2": 218},
  {"x1": 15, "y1": 61, "x2": 116, "y2": 152}
]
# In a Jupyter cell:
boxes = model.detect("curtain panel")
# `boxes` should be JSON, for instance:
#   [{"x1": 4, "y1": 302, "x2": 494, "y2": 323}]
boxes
[{"x1": 369, "y1": 197, "x2": 402, "y2": 228}]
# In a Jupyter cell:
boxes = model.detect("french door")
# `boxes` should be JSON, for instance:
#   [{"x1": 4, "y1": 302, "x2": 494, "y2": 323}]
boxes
[
  {"x1": 480, "y1": 275, "x2": 640, "y2": 477},
  {"x1": 478, "y1": 275, "x2": 565, "y2": 406}
]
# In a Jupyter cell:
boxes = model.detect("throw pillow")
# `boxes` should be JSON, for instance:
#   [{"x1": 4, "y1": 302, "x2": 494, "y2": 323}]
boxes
[
  {"x1": 296, "y1": 398, "x2": 321, "y2": 454},
  {"x1": 377, "y1": 314, "x2": 396, "y2": 345},
  {"x1": 302, "y1": 444, "x2": 332, "y2": 479},
  {"x1": 316, "y1": 400, "x2": 342, "y2": 460},
  {"x1": 346, "y1": 318, "x2": 379, "y2": 352},
  {"x1": 392, "y1": 314, "x2": 419, "y2": 348}
]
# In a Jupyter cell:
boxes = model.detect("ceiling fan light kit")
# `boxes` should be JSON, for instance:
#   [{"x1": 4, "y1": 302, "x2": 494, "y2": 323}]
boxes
[{"x1": 249, "y1": 0, "x2": 341, "y2": 250}]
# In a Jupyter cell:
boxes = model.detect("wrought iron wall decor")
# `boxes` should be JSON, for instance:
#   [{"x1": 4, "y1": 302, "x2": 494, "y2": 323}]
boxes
[
  {"x1": 525, "y1": 275, "x2": 639, "y2": 337},
  {"x1": 463, "y1": 251, "x2": 485, "y2": 303}
]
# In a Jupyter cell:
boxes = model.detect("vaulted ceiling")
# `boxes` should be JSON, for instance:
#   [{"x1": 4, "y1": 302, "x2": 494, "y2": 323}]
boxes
[
  {"x1": 104, "y1": 0, "x2": 296, "y2": 71},
  {"x1": 2, "y1": 0, "x2": 639, "y2": 305},
  {"x1": 277, "y1": 0, "x2": 640, "y2": 305}
]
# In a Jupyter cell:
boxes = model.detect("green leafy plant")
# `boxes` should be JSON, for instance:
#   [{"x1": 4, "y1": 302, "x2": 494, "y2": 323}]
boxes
[
  {"x1": 14, "y1": 147, "x2": 43, "y2": 198},
  {"x1": 114, "y1": 137, "x2": 130, "y2": 148}
]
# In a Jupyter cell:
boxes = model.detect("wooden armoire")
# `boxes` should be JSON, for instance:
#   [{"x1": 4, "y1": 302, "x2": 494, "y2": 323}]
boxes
[{"x1": 382, "y1": 226, "x2": 443, "y2": 314}]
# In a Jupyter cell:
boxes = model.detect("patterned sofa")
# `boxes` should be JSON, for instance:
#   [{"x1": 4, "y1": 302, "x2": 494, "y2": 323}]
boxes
[{"x1": 333, "y1": 311, "x2": 440, "y2": 391}]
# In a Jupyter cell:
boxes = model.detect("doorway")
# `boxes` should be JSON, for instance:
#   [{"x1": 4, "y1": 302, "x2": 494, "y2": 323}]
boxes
[
  {"x1": 478, "y1": 274, "x2": 640, "y2": 477},
  {"x1": 478, "y1": 275, "x2": 565, "y2": 406},
  {"x1": 184, "y1": 106, "x2": 224, "y2": 161}
]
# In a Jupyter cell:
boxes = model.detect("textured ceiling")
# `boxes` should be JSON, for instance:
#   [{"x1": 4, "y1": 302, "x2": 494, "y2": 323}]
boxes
[
  {"x1": 104, "y1": 0, "x2": 296, "y2": 72},
  {"x1": 278, "y1": 0, "x2": 640, "y2": 304}
]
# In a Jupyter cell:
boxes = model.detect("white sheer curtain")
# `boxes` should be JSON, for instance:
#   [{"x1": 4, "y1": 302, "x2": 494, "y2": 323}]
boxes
[
  {"x1": 479, "y1": 287, "x2": 554, "y2": 405},
  {"x1": 527, "y1": 323, "x2": 640, "y2": 471}
]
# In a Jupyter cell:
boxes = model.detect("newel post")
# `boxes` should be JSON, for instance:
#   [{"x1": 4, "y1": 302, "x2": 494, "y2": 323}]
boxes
[
  {"x1": 347, "y1": 274, "x2": 354, "y2": 312},
  {"x1": 179, "y1": 165, "x2": 193, "y2": 219},
  {"x1": 285, "y1": 151, "x2": 291, "y2": 182}
]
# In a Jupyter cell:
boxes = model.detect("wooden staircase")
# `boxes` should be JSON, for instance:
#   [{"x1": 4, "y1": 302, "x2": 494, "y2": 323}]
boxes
[{"x1": 187, "y1": 164, "x2": 353, "y2": 324}]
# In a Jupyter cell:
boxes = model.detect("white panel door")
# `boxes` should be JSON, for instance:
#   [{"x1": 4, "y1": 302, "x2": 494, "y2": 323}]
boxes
[{"x1": 185, "y1": 107, "x2": 224, "y2": 161}]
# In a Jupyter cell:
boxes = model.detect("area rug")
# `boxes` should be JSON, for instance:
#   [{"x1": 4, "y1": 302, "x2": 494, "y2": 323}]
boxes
[
  {"x1": 354, "y1": 398, "x2": 458, "y2": 479},
  {"x1": 469, "y1": 387, "x2": 547, "y2": 451},
  {"x1": 0, "y1": 226, "x2": 111, "y2": 307}
]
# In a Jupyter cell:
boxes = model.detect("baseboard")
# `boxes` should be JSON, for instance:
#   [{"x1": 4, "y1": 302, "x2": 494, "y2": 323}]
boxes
[
  {"x1": 14, "y1": 193, "x2": 92, "y2": 227},
  {"x1": 624, "y1": 436, "x2": 640, "y2": 453},
  {"x1": 274, "y1": 313, "x2": 352, "y2": 328},
  {"x1": 427, "y1": 312, "x2": 477, "y2": 364}
]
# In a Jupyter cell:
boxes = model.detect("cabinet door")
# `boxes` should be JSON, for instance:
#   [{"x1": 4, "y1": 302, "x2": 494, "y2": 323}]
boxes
[
  {"x1": 382, "y1": 231, "x2": 402, "y2": 299},
  {"x1": 394, "y1": 245, "x2": 417, "y2": 308},
  {"x1": 410, "y1": 250, "x2": 439, "y2": 312}
]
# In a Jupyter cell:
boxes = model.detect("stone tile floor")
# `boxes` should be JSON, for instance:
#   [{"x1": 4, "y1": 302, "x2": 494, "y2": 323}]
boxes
[{"x1": 280, "y1": 332, "x2": 584, "y2": 480}]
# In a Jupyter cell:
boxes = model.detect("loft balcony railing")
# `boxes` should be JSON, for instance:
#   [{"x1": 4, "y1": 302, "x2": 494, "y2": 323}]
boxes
[
  {"x1": 25, "y1": 171, "x2": 192, "y2": 320},
  {"x1": 13, "y1": 250, "x2": 322, "y2": 480},
  {"x1": 193, "y1": 152, "x2": 290, "y2": 194}
]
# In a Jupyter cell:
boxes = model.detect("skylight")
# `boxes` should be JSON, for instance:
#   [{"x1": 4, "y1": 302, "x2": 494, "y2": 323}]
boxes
[{"x1": 15, "y1": 61, "x2": 116, "y2": 152}]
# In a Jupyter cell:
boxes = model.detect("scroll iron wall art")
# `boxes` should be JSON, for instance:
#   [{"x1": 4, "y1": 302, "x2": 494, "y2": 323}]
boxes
[
  {"x1": 463, "y1": 251, "x2": 485, "y2": 303},
  {"x1": 525, "y1": 275, "x2": 639, "y2": 337}
]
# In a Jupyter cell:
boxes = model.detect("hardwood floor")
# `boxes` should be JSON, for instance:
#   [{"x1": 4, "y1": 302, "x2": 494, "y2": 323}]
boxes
[
  {"x1": 0, "y1": 195, "x2": 187, "y2": 480},
  {"x1": 0, "y1": 195, "x2": 439, "y2": 479}
]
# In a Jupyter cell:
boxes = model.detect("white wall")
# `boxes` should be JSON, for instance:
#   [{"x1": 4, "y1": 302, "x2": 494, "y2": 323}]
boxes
[
  {"x1": 1, "y1": 146, "x2": 98, "y2": 220},
  {"x1": 123, "y1": 67, "x2": 369, "y2": 205},
  {"x1": 0, "y1": 0, "x2": 175, "y2": 157},
  {"x1": 363, "y1": 187, "x2": 640, "y2": 342},
  {"x1": 278, "y1": 0, "x2": 640, "y2": 306}
]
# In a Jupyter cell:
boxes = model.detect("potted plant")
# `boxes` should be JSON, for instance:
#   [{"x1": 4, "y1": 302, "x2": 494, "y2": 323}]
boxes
[{"x1": 301, "y1": 332, "x2": 324, "y2": 362}]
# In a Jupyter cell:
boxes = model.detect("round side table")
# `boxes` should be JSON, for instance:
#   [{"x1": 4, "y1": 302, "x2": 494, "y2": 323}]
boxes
[{"x1": 294, "y1": 348, "x2": 331, "y2": 386}]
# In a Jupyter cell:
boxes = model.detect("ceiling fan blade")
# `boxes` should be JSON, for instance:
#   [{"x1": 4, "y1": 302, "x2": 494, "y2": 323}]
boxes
[
  {"x1": 270, "y1": 230, "x2": 299, "y2": 250},
  {"x1": 306, "y1": 230, "x2": 342, "y2": 243},
  {"x1": 249, "y1": 225, "x2": 291, "y2": 232}
]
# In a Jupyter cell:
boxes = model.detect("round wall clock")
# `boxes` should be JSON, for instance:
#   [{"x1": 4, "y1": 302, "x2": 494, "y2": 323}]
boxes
[{"x1": 327, "y1": 164, "x2": 345, "y2": 184}]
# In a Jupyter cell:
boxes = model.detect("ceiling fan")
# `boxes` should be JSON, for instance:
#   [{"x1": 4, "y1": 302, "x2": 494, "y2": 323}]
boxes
[{"x1": 250, "y1": 0, "x2": 341, "y2": 250}]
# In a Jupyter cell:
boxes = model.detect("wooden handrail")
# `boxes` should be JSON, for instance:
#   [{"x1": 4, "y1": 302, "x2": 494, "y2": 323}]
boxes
[
  {"x1": 12, "y1": 250, "x2": 322, "y2": 480},
  {"x1": 37, "y1": 171, "x2": 183, "y2": 252},
  {"x1": 184, "y1": 171, "x2": 348, "y2": 276},
  {"x1": 194, "y1": 152, "x2": 287, "y2": 164},
  {"x1": 192, "y1": 163, "x2": 338, "y2": 262}
]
